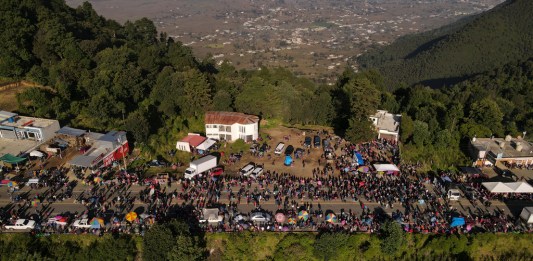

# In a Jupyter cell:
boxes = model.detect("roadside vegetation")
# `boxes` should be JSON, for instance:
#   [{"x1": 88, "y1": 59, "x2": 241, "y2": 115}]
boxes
[{"x1": 2, "y1": 230, "x2": 532, "y2": 260}]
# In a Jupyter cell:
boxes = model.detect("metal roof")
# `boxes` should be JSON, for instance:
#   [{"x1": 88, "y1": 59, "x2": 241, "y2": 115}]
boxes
[{"x1": 56, "y1": 126, "x2": 87, "y2": 137}]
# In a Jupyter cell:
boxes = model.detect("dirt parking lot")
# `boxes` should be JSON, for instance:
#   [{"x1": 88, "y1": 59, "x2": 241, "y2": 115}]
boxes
[{"x1": 224, "y1": 125, "x2": 343, "y2": 178}]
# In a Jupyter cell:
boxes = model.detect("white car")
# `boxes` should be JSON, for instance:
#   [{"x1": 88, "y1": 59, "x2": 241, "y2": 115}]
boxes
[
  {"x1": 5, "y1": 219, "x2": 36, "y2": 230},
  {"x1": 251, "y1": 167, "x2": 263, "y2": 178},
  {"x1": 448, "y1": 189, "x2": 461, "y2": 201},
  {"x1": 250, "y1": 212, "x2": 271, "y2": 223},
  {"x1": 274, "y1": 142, "x2": 285, "y2": 155},
  {"x1": 240, "y1": 164, "x2": 255, "y2": 177},
  {"x1": 72, "y1": 218, "x2": 92, "y2": 228}
]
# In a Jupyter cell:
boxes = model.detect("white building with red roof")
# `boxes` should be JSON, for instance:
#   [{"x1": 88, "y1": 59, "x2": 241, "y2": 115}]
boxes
[
  {"x1": 176, "y1": 133, "x2": 207, "y2": 152},
  {"x1": 205, "y1": 111, "x2": 259, "y2": 142}
]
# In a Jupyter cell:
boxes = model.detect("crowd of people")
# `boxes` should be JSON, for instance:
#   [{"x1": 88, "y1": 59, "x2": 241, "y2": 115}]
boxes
[{"x1": 1, "y1": 135, "x2": 533, "y2": 236}]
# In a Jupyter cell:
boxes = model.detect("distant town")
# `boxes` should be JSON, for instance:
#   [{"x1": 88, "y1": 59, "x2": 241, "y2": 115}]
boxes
[{"x1": 66, "y1": 0, "x2": 504, "y2": 84}]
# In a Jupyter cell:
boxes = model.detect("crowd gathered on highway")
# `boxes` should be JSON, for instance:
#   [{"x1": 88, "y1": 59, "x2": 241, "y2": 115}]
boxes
[{"x1": 1, "y1": 131, "x2": 532, "y2": 236}]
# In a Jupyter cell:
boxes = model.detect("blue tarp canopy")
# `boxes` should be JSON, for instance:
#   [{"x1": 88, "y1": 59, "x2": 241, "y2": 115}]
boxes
[
  {"x1": 450, "y1": 217, "x2": 465, "y2": 228},
  {"x1": 355, "y1": 153, "x2": 364, "y2": 165},
  {"x1": 284, "y1": 156, "x2": 292, "y2": 166}
]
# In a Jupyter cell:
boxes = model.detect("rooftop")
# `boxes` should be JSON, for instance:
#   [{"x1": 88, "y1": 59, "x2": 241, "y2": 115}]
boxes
[
  {"x1": 181, "y1": 134, "x2": 207, "y2": 147},
  {"x1": 1, "y1": 115, "x2": 58, "y2": 129},
  {"x1": 370, "y1": 110, "x2": 401, "y2": 133},
  {"x1": 205, "y1": 111, "x2": 259, "y2": 125},
  {"x1": 472, "y1": 137, "x2": 533, "y2": 158}
]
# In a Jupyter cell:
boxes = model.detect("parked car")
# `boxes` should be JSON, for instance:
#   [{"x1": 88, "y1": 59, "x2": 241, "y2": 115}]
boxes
[
  {"x1": 240, "y1": 163, "x2": 255, "y2": 177},
  {"x1": 4, "y1": 219, "x2": 36, "y2": 230},
  {"x1": 447, "y1": 189, "x2": 461, "y2": 200},
  {"x1": 233, "y1": 213, "x2": 248, "y2": 223},
  {"x1": 72, "y1": 218, "x2": 92, "y2": 229},
  {"x1": 304, "y1": 137, "x2": 312, "y2": 147},
  {"x1": 459, "y1": 184, "x2": 479, "y2": 201},
  {"x1": 274, "y1": 142, "x2": 285, "y2": 155},
  {"x1": 251, "y1": 167, "x2": 263, "y2": 178},
  {"x1": 210, "y1": 167, "x2": 224, "y2": 177},
  {"x1": 250, "y1": 212, "x2": 271, "y2": 223},
  {"x1": 47, "y1": 217, "x2": 69, "y2": 226},
  {"x1": 148, "y1": 160, "x2": 166, "y2": 167},
  {"x1": 285, "y1": 145, "x2": 294, "y2": 156},
  {"x1": 313, "y1": 136, "x2": 321, "y2": 148}
]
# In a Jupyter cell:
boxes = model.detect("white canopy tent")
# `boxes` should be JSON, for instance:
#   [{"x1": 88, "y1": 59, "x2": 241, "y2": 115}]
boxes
[
  {"x1": 482, "y1": 182, "x2": 533, "y2": 193},
  {"x1": 196, "y1": 138, "x2": 216, "y2": 151},
  {"x1": 505, "y1": 182, "x2": 533, "y2": 193},
  {"x1": 373, "y1": 164, "x2": 400, "y2": 172},
  {"x1": 201, "y1": 208, "x2": 223, "y2": 223}
]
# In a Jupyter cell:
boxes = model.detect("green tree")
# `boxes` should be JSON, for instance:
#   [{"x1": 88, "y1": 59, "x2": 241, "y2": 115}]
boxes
[
  {"x1": 345, "y1": 118, "x2": 376, "y2": 144},
  {"x1": 380, "y1": 221, "x2": 406, "y2": 255},
  {"x1": 313, "y1": 232, "x2": 351, "y2": 260},
  {"x1": 124, "y1": 110, "x2": 150, "y2": 143},
  {"x1": 142, "y1": 223, "x2": 175, "y2": 261},
  {"x1": 412, "y1": 120, "x2": 430, "y2": 146}
]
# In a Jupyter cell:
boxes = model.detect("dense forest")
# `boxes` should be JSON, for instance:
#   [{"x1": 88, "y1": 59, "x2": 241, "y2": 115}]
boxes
[
  {"x1": 1, "y1": 0, "x2": 533, "y2": 170},
  {"x1": 357, "y1": 0, "x2": 533, "y2": 89}
]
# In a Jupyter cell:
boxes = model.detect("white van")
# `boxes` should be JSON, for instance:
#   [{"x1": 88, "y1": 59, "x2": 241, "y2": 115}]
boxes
[
  {"x1": 447, "y1": 189, "x2": 461, "y2": 200},
  {"x1": 240, "y1": 164, "x2": 255, "y2": 177},
  {"x1": 274, "y1": 142, "x2": 285, "y2": 156}
]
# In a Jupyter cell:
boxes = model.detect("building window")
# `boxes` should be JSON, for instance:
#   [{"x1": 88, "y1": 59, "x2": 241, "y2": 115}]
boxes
[
  {"x1": 225, "y1": 126, "x2": 231, "y2": 132},
  {"x1": 239, "y1": 126, "x2": 245, "y2": 133}
]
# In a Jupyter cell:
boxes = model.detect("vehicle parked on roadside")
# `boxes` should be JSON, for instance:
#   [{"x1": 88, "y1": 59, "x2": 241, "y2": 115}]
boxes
[{"x1": 4, "y1": 219, "x2": 36, "y2": 230}]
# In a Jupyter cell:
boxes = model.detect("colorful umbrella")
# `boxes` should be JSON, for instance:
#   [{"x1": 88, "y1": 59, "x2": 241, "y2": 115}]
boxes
[
  {"x1": 125, "y1": 212, "x2": 138, "y2": 222},
  {"x1": 275, "y1": 213, "x2": 286, "y2": 223},
  {"x1": 31, "y1": 200, "x2": 39, "y2": 207},
  {"x1": 287, "y1": 217, "x2": 296, "y2": 224},
  {"x1": 94, "y1": 177, "x2": 102, "y2": 183},
  {"x1": 326, "y1": 213, "x2": 338, "y2": 223},
  {"x1": 298, "y1": 210, "x2": 309, "y2": 221},
  {"x1": 358, "y1": 166, "x2": 369, "y2": 173},
  {"x1": 7, "y1": 181, "x2": 17, "y2": 187},
  {"x1": 90, "y1": 218, "x2": 104, "y2": 229}
]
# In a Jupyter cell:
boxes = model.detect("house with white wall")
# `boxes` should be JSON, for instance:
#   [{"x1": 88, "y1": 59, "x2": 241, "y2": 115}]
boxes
[
  {"x1": 369, "y1": 110, "x2": 401, "y2": 142},
  {"x1": 205, "y1": 111, "x2": 259, "y2": 142}
]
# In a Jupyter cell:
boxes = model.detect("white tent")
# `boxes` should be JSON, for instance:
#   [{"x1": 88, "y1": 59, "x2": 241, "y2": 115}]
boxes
[
  {"x1": 482, "y1": 182, "x2": 533, "y2": 193},
  {"x1": 196, "y1": 138, "x2": 216, "y2": 151},
  {"x1": 506, "y1": 182, "x2": 533, "y2": 193},
  {"x1": 520, "y1": 207, "x2": 533, "y2": 224},
  {"x1": 201, "y1": 208, "x2": 223, "y2": 223},
  {"x1": 29, "y1": 150, "x2": 45, "y2": 158},
  {"x1": 482, "y1": 182, "x2": 514, "y2": 193},
  {"x1": 373, "y1": 164, "x2": 400, "y2": 172}
]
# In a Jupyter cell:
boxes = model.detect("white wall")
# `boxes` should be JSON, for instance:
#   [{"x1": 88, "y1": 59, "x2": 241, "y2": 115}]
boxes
[{"x1": 205, "y1": 122, "x2": 258, "y2": 142}]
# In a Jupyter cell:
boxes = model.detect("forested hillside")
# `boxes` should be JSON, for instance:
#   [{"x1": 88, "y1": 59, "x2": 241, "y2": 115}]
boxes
[
  {"x1": 357, "y1": 0, "x2": 533, "y2": 89},
  {"x1": 0, "y1": 1, "x2": 339, "y2": 141}
]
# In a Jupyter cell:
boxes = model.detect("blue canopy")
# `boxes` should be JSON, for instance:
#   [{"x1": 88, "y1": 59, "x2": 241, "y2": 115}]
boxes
[
  {"x1": 450, "y1": 217, "x2": 465, "y2": 228},
  {"x1": 355, "y1": 153, "x2": 364, "y2": 165},
  {"x1": 284, "y1": 156, "x2": 292, "y2": 166}
]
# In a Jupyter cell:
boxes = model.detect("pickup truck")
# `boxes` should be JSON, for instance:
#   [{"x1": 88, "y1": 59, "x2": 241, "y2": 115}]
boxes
[
  {"x1": 4, "y1": 219, "x2": 36, "y2": 230},
  {"x1": 72, "y1": 218, "x2": 92, "y2": 228}
]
